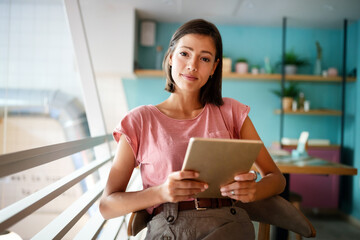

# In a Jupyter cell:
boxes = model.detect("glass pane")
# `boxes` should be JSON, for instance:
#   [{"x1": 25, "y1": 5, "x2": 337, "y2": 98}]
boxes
[
  {"x1": 0, "y1": 0, "x2": 87, "y2": 154},
  {"x1": 0, "y1": 1, "x2": 93, "y2": 238}
]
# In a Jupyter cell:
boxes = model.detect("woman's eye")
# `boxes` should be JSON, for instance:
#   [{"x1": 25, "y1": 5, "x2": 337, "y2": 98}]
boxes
[
  {"x1": 180, "y1": 52, "x2": 188, "y2": 57},
  {"x1": 201, "y1": 57, "x2": 210, "y2": 62}
]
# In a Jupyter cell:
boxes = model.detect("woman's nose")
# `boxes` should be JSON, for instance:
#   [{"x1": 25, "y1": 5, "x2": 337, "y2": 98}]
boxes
[{"x1": 187, "y1": 58, "x2": 198, "y2": 72}]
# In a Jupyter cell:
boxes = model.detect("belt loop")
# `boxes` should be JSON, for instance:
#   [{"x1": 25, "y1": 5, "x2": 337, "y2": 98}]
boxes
[
  {"x1": 217, "y1": 198, "x2": 222, "y2": 208},
  {"x1": 163, "y1": 202, "x2": 178, "y2": 225},
  {"x1": 209, "y1": 198, "x2": 214, "y2": 208},
  {"x1": 231, "y1": 199, "x2": 238, "y2": 207}
]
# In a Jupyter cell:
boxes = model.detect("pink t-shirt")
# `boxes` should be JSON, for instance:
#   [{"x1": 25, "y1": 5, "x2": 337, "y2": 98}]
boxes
[{"x1": 113, "y1": 98, "x2": 250, "y2": 192}]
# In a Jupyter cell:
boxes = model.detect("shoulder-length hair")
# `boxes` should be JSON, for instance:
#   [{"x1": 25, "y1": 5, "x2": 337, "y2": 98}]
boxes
[{"x1": 163, "y1": 19, "x2": 223, "y2": 106}]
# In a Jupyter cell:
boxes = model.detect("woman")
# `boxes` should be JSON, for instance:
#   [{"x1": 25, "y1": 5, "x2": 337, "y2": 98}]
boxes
[{"x1": 100, "y1": 19, "x2": 285, "y2": 239}]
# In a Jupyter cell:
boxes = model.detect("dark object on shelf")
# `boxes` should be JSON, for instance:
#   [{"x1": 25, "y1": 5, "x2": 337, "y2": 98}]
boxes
[{"x1": 348, "y1": 68, "x2": 357, "y2": 78}]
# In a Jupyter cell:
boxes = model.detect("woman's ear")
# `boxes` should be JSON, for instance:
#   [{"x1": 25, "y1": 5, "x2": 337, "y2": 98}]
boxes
[
  {"x1": 211, "y1": 58, "x2": 219, "y2": 75},
  {"x1": 169, "y1": 54, "x2": 173, "y2": 66}
]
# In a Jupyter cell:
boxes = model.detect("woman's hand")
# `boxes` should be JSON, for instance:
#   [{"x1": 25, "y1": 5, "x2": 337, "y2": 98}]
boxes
[
  {"x1": 158, "y1": 171, "x2": 208, "y2": 203},
  {"x1": 220, "y1": 171, "x2": 258, "y2": 203}
]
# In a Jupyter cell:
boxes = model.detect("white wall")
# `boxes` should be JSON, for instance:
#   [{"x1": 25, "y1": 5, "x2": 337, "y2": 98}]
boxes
[
  {"x1": 63, "y1": 0, "x2": 133, "y2": 138},
  {"x1": 79, "y1": 0, "x2": 136, "y2": 77}
]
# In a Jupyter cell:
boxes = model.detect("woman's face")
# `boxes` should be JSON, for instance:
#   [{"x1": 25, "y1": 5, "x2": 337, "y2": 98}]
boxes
[{"x1": 169, "y1": 34, "x2": 219, "y2": 94}]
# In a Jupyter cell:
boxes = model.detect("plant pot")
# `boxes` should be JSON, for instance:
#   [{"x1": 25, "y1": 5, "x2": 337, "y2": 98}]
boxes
[
  {"x1": 235, "y1": 62, "x2": 248, "y2": 74},
  {"x1": 251, "y1": 67, "x2": 259, "y2": 75},
  {"x1": 282, "y1": 97, "x2": 293, "y2": 111},
  {"x1": 328, "y1": 67, "x2": 338, "y2": 76},
  {"x1": 223, "y1": 58, "x2": 232, "y2": 73},
  {"x1": 285, "y1": 64, "x2": 297, "y2": 75}
]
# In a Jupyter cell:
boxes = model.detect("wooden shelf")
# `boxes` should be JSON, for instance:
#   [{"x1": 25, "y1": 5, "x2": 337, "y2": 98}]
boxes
[
  {"x1": 134, "y1": 69, "x2": 165, "y2": 77},
  {"x1": 284, "y1": 74, "x2": 356, "y2": 82},
  {"x1": 274, "y1": 109, "x2": 342, "y2": 116},
  {"x1": 134, "y1": 69, "x2": 356, "y2": 82},
  {"x1": 222, "y1": 73, "x2": 280, "y2": 81},
  {"x1": 272, "y1": 142, "x2": 340, "y2": 150}
]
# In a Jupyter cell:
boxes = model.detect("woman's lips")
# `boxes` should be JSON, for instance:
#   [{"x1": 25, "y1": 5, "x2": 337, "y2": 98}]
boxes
[{"x1": 181, "y1": 74, "x2": 198, "y2": 81}]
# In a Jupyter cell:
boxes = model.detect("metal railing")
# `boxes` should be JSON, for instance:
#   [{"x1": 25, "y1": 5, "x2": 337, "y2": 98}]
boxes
[{"x1": 0, "y1": 134, "x2": 139, "y2": 239}]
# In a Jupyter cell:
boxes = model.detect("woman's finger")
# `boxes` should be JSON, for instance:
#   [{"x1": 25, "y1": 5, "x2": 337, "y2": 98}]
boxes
[
  {"x1": 172, "y1": 188, "x2": 207, "y2": 196},
  {"x1": 173, "y1": 179, "x2": 208, "y2": 190},
  {"x1": 221, "y1": 188, "x2": 255, "y2": 196},
  {"x1": 169, "y1": 170, "x2": 200, "y2": 180},
  {"x1": 234, "y1": 170, "x2": 258, "y2": 181},
  {"x1": 220, "y1": 181, "x2": 252, "y2": 191}
]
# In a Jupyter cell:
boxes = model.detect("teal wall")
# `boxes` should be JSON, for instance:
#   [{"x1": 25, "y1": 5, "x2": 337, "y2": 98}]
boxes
[
  {"x1": 138, "y1": 22, "x2": 352, "y2": 74},
  {"x1": 344, "y1": 19, "x2": 360, "y2": 220},
  {"x1": 125, "y1": 20, "x2": 359, "y2": 220},
  {"x1": 122, "y1": 77, "x2": 342, "y2": 147},
  {"x1": 354, "y1": 19, "x2": 360, "y2": 220},
  {"x1": 129, "y1": 21, "x2": 355, "y2": 147},
  {"x1": 338, "y1": 21, "x2": 359, "y2": 219}
]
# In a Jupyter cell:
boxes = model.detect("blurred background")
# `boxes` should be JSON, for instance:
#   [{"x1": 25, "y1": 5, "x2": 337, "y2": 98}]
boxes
[{"x1": 0, "y1": 0, "x2": 360, "y2": 239}]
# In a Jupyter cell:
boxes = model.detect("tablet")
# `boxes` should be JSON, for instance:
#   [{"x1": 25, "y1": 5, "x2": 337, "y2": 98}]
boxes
[{"x1": 181, "y1": 137, "x2": 263, "y2": 198}]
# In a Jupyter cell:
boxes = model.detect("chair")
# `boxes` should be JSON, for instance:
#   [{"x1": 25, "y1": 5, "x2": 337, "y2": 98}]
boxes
[
  {"x1": 255, "y1": 192, "x2": 305, "y2": 240},
  {"x1": 289, "y1": 191, "x2": 303, "y2": 240},
  {"x1": 127, "y1": 195, "x2": 316, "y2": 240},
  {"x1": 237, "y1": 195, "x2": 315, "y2": 240}
]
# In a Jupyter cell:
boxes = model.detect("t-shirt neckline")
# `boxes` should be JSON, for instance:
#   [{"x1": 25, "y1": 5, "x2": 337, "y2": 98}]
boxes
[{"x1": 149, "y1": 104, "x2": 208, "y2": 121}]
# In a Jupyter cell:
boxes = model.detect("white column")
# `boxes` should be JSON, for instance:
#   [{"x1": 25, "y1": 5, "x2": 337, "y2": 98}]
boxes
[
  {"x1": 63, "y1": 0, "x2": 136, "y2": 182},
  {"x1": 63, "y1": 0, "x2": 107, "y2": 138},
  {"x1": 63, "y1": 0, "x2": 112, "y2": 187}
]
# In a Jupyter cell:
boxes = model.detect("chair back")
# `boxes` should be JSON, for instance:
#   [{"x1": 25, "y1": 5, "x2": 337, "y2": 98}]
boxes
[{"x1": 237, "y1": 195, "x2": 316, "y2": 238}]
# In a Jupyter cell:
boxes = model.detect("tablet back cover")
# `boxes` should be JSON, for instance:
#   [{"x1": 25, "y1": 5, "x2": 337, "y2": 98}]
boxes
[{"x1": 182, "y1": 138, "x2": 263, "y2": 198}]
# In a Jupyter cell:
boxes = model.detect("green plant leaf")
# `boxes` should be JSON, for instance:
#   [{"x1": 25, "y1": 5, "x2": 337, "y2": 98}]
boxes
[
  {"x1": 271, "y1": 82, "x2": 300, "y2": 98},
  {"x1": 284, "y1": 50, "x2": 309, "y2": 66},
  {"x1": 236, "y1": 58, "x2": 248, "y2": 63}
]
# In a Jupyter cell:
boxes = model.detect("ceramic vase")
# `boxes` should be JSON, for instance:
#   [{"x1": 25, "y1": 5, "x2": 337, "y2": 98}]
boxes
[{"x1": 314, "y1": 59, "x2": 322, "y2": 75}]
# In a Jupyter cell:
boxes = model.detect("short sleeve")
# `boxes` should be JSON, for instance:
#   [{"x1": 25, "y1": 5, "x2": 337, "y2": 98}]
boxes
[
  {"x1": 112, "y1": 110, "x2": 142, "y2": 166},
  {"x1": 221, "y1": 98, "x2": 250, "y2": 139}
]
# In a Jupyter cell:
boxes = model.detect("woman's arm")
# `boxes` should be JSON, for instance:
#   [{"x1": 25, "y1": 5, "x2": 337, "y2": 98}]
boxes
[
  {"x1": 99, "y1": 135, "x2": 208, "y2": 219},
  {"x1": 220, "y1": 116, "x2": 286, "y2": 202}
]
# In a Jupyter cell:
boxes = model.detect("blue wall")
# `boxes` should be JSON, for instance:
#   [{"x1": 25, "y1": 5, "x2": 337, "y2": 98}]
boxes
[
  {"x1": 138, "y1": 22, "x2": 351, "y2": 75},
  {"x1": 129, "y1": 21, "x2": 354, "y2": 147},
  {"x1": 345, "y1": 19, "x2": 360, "y2": 220},
  {"x1": 126, "y1": 20, "x2": 359, "y2": 220},
  {"x1": 123, "y1": 77, "x2": 343, "y2": 147}
]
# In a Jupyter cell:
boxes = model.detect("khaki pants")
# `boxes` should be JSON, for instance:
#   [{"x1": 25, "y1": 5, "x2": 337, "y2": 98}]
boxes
[{"x1": 145, "y1": 202, "x2": 255, "y2": 240}]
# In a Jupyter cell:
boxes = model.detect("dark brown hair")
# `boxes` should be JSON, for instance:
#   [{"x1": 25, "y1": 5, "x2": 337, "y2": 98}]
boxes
[{"x1": 163, "y1": 19, "x2": 223, "y2": 106}]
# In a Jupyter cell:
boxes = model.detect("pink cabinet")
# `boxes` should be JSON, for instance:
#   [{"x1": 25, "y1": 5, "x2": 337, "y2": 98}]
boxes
[{"x1": 283, "y1": 146, "x2": 340, "y2": 208}]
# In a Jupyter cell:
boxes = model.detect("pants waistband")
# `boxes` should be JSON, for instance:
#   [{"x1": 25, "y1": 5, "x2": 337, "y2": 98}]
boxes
[{"x1": 153, "y1": 198, "x2": 233, "y2": 216}]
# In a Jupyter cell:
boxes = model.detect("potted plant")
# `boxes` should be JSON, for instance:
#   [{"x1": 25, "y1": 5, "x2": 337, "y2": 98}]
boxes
[
  {"x1": 272, "y1": 82, "x2": 300, "y2": 111},
  {"x1": 235, "y1": 58, "x2": 248, "y2": 74},
  {"x1": 251, "y1": 64, "x2": 260, "y2": 74},
  {"x1": 283, "y1": 50, "x2": 308, "y2": 75}
]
